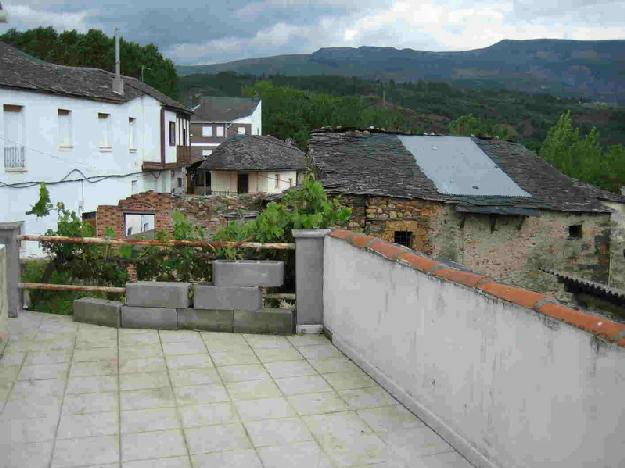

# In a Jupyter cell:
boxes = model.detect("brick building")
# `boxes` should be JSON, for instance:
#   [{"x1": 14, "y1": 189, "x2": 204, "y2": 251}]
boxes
[
  {"x1": 310, "y1": 128, "x2": 625, "y2": 296},
  {"x1": 93, "y1": 191, "x2": 266, "y2": 239}
]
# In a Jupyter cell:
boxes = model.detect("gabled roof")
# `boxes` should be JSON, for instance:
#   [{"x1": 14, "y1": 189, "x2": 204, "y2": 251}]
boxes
[
  {"x1": 309, "y1": 128, "x2": 625, "y2": 213},
  {"x1": 199, "y1": 135, "x2": 305, "y2": 171},
  {"x1": 0, "y1": 41, "x2": 189, "y2": 113},
  {"x1": 192, "y1": 96, "x2": 260, "y2": 122}
]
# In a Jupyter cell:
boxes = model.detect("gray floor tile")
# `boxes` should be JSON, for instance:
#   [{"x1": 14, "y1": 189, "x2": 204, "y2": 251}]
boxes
[
  {"x1": 258, "y1": 441, "x2": 333, "y2": 468},
  {"x1": 174, "y1": 384, "x2": 229, "y2": 406},
  {"x1": 178, "y1": 402, "x2": 238, "y2": 428},
  {"x1": 288, "y1": 391, "x2": 348, "y2": 415},
  {"x1": 218, "y1": 364, "x2": 270, "y2": 382},
  {"x1": 245, "y1": 417, "x2": 313, "y2": 447},
  {"x1": 120, "y1": 387, "x2": 176, "y2": 411},
  {"x1": 275, "y1": 375, "x2": 333, "y2": 395},
  {"x1": 52, "y1": 435, "x2": 119, "y2": 467},
  {"x1": 57, "y1": 411, "x2": 119, "y2": 439},
  {"x1": 234, "y1": 397, "x2": 296, "y2": 421},
  {"x1": 121, "y1": 407, "x2": 180, "y2": 434},
  {"x1": 184, "y1": 423, "x2": 251, "y2": 454},
  {"x1": 225, "y1": 379, "x2": 282, "y2": 400},
  {"x1": 121, "y1": 429, "x2": 187, "y2": 461},
  {"x1": 1, "y1": 440, "x2": 53, "y2": 468},
  {"x1": 192, "y1": 449, "x2": 262, "y2": 468}
]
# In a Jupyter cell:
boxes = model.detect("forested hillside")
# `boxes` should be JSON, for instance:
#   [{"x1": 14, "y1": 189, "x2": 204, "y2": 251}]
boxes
[
  {"x1": 179, "y1": 72, "x2": 625, "y2": 151},
  {"x1": 1, "y1": 27, "x2": 178, "y2": 98},
  {"x1": 177, "y1": 39, "x2": 625, "y2": 104}
]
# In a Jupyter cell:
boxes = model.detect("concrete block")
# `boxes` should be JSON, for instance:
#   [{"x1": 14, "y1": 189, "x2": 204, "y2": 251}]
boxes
[
  {"x1": 121, "y1": 306, "x2": 177, "y2": 330},
  {"x1": 193, "y1": 284, "x2": 262, "y2": 311},
  {"x1": 126, "y1": 282, "x2": 191, "y2": 308},
  {"x1": 178, "y1": 308, "x2": 233, "y2": 332},
  {"x1": 73, "y1": 297, "x2": 121, "y2": 328},
  {"x1": 213, "y1": 260, "x2": 284, "y2": 287},
  {"x1": 234, "y1": 308, "x2": 295, "y2": 335}
]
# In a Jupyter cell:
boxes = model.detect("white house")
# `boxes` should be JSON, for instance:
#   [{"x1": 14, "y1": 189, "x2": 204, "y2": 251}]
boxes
[
  {"x1": 190, "y1": 96, "x2": 261, "y2": 162},
  {"x1": 190, "y1": 135, "x2": 305, "y2": 195},
  {"x1": 0, "y1": 41, "x2": 191, "y2": 255}
]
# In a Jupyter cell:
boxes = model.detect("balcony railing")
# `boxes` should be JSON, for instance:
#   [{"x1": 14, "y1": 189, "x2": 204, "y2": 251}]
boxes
[{"x1": 4, "y1": 145, "x2": 25, "y2": 170}]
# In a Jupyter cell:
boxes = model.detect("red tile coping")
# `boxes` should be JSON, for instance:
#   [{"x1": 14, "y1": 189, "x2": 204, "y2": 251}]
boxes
[{"x1": 329, "y1": 229, "x2": 625, "y2": 347}]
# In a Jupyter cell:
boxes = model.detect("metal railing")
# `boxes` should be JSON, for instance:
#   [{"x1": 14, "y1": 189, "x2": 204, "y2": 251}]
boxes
[{"x1": 4, "y1": 145, "x2": 25, "y2": 169}]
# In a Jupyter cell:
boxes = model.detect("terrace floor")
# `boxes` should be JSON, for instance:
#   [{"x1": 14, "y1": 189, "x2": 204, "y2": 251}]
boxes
[{"x1": 0, "y1": 311, "x2": 472, "y2": 468}]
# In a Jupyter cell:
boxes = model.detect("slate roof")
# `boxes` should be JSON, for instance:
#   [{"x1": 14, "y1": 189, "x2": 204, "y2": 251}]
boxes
[
  {"x1": 543, "y1": 269, "x2": 625, "y2": 306},
  {"x1": 192, "y1": 96, "x2": 260, "y2": 122},
  {"x1": 199, "y1": 135, "x2": 306, "y2": 171},
  {"x1": 309, "y1": 128, "x2": 625, "y2": 213},
  {"x1": 0, "y1": 41, "x2": 189, "y2": 112}
]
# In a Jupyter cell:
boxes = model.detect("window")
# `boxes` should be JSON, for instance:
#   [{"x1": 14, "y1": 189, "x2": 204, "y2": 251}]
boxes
[
  {"x1": 215, "y1": 125, "x2": 224, "y2": 137},
  {"x1": 58, "y1": 109, "x2": 72, "y2": 147},
  {"x1": 275, "y1": 173, "x2": 280, "y2": 188},
  {"x1": 98, "y1": 113, "x2": 111, "y2": 149},
  {"x1": 124, "y1": 213, "x2": 155, "y2": 237},
  {"x1": 177, "y1": 177, "x2": 183, "y2": 188},
  {"x1": 3, "y1": 104, "x2": 25, "y2": 170},
  {"x1": 238, "y1": 126, "x2": 246, "y2": 135},
  {"x1": 168, "y1": 121, "x2": 176, "y2": 146},
  {"x1": 202, "y1": 126, "x2": 212, "y2": 137},
  {"x1": 129, "y1": 117, "x2": 137, "y2": 150},
  {"x1": 568, "y1": 225, "x2": 582, "y2": 239},
  {"x1": 201, "y1": 149, "x2": 213, "y2": 158},
  {"x1": 394, "y1": 231, "x2": 412, "y2": 248}
]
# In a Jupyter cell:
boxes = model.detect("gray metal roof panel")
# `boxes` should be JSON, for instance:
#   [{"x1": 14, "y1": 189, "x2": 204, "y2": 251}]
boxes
[{"x1": 397, "y1": 135, "x2": 530, "y2": 197}]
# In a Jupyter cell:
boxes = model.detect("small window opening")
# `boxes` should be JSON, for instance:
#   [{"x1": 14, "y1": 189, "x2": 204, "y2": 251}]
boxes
[
  {"x1": 568, "y1": 225, "x2": 582, "y2": 239},
  {"x1": 394, "y1": 231, "x2": 412, "y2": 248},
  {"x1": 124, "y1": 213, "x2": 155, "y2": 237}
]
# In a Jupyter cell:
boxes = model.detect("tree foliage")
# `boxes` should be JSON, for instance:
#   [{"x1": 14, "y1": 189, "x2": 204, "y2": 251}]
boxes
[
  {"x1": 1, "y1": 27, "x2": 178, "y2": 98},
  {"x1": 448, "y1": 114, "x2": 516, "y2": 140},
  {"x1": 540, "y1": 111, "x2": 625, "y2": 192}
]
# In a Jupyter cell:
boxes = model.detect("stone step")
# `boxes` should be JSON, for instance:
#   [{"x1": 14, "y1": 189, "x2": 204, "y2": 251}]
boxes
[
  {"x1": 73, "y1": 297, "x2": 121, "y2": 328},
  {"x1": 193, "y1": 284, "x2": 261, "y2": 311},
  {"x1": 126, "y1": 281, "x2": 191, "y2": 308},
  {"x1": 212, "y1": 260, "x2": 284, "y2": 287}
]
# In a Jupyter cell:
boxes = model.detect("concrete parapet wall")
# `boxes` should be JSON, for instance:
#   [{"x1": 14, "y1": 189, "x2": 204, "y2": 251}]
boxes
[
  {"x1": 213, "y1": 260, "x2": 284, "y2": 287},
  {"x1": 126, "y1": 282, "x2": 191, "y2": 308},
  {"x1": 323, "y1": 230, "x2": 625, "y2": 468}
]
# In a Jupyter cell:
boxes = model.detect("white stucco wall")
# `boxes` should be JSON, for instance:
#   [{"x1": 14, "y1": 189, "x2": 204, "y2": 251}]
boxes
[
  {"x1": 0, "y1": 245, "x2": 7, "y2": 350},
  {"x1": 210, "y1": 170, "x2": 296, "y2": 194},
  {"x1": 232, "y1": 100, "x2": 262, "y2": 135},
  {"x1": 0, "y1": 88, "x2": 179, "y2": 255},
  {"x1": 323, "y1": 236, "x2": 625, "y2": 468}
]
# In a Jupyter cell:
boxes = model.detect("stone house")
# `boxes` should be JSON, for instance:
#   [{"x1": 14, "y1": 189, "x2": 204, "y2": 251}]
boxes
[
  {"x1": 188, "y1": 135, "x2": 305, "y2": 195},
  {"x1": 309, "y1": 128, "x2": 625, "y2": 295}
]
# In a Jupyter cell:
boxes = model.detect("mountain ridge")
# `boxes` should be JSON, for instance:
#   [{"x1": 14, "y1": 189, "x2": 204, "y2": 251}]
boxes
[{"x1": 176, "y1": 39, "x2": 625, "y2": 104}]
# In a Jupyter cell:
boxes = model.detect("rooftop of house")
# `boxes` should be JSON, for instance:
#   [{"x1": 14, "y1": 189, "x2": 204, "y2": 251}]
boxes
[
  {"x1": 0, "y1": 41, "x2": 189, "y2": 113},
  {"x1": 191, "y1": 96, "x2": 260, "y2": 123},
  {"x1": 310, "y1": 128, "x2": 625, "y2": 213},
  {"x1": 197, "y1": 135, "x2": 306, "y2": 172}
]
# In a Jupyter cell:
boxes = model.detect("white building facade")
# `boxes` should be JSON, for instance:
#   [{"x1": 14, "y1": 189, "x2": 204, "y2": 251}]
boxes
[{"x1": 0, "y1": 41, "x2": 191, "y2": 255}]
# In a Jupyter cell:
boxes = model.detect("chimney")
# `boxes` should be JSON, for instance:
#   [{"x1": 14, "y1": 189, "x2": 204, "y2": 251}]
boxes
[{"x1": 112, "y1": 28, "x2": 124, "y2": 95}]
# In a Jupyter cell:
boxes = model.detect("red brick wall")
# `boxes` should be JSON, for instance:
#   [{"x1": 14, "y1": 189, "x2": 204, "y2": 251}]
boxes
[{"x1": 95, "y1": 192, "x2": 174, "y2": 238}]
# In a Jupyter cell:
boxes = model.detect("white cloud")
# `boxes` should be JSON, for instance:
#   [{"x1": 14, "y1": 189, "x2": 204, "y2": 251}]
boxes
[{"x1": 1, "y1": 3, "x2": 94, "y2": 32}]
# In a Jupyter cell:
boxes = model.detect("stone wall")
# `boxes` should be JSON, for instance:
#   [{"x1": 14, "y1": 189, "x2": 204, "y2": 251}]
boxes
[
  {"x1": 604, "y1": 201, "x2": 625, "y2": 289},
  {"x1": 94, "y1": 191, "x2": 266, "y2": 238},
  {"x1": 335, "y1": 194, "x2": 615, "y2": 297}
]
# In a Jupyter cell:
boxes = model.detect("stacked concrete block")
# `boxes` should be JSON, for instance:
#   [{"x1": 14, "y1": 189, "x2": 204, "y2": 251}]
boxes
[
  {"x1": 213, "y1": 260, "x2": 284, "y2": 287},
  {"x1": 73, "y1": 297, "x2": 122, "y2": 328},
  {"x1": 178, "y1": 308, "x2": 233, "y2": 332},
  {"x1": 193, "y1": 284, "x2": 262, "y2": 311},
  {"x1": 122, "y1": 281, "x2": 191, "y2": 329},
  {"x1": 234, "y1": 308, "x2": 295, "y2": 335}
]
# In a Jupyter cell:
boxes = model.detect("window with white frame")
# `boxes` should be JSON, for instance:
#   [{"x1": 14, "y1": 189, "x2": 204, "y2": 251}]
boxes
[
  {"x1": 58, "y1": 109, "x2": 72, "y2": 147},
  {"x1": 98, "y1": 113, "x2": 111, "y2": 148},
  {"x1": 215, "y1": 125, "x2": 224, "y2": 137},
  {"x1": 201, "y1": 149, "x2": 212, "y2": 158},
  {"x1": 129, "y1": 117, "x2": 137, "y2": 150},
  {"x1": 238, "y1": 126, "x2": 246, "y2": 135},
  {"x1": 202, "y1": 126, "x2": 212, "y2": 137}
]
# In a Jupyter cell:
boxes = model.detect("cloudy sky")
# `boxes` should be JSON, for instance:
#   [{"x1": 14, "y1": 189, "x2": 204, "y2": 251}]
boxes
[{"x1": 1, "y1": 0, "x2": 623, "y2": 65}]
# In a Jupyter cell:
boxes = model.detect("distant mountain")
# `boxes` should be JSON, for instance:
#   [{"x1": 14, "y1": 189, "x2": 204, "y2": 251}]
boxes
[{"x1": 176, "y1": 39, "x2": 625, "y2": 104}]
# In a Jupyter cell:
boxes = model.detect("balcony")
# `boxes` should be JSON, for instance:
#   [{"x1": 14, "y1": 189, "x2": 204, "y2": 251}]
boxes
[
  {"x1": 3, "y1": 145, "x2": 25, "y2": 170},
  {"x1": 142, "y1": 145, "x2": 192, "y2": 171}
]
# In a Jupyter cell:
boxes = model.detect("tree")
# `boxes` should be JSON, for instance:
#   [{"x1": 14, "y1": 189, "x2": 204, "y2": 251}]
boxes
[
  {"x1": 540, "y1": 111, "x2": 625, "y2": 192},
  {"x1": 449, "y1": 114, "x2": 516, "y2": 140},
  {"x1": 1, "y1": 27, "x2": 178, "y2": 98}
]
